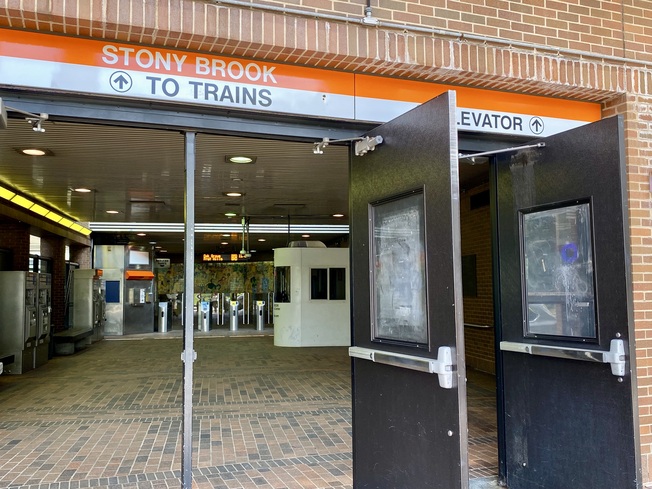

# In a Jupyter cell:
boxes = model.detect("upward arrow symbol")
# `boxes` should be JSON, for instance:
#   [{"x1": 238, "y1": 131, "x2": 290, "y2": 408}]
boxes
[
  {"x1": 110, "y1": 71, "x2": 132, "y2": 92},
  {"x1": 530, "y1": 117, "x2": 544, "y2": 134},
  {"x1": 113, "y1": 75, "x2": 129, "y2": 90}
]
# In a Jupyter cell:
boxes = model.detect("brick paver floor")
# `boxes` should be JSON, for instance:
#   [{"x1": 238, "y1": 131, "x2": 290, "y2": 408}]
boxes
[{"x1": 0, "y1": 332, "x2": 497, "y2": 488}]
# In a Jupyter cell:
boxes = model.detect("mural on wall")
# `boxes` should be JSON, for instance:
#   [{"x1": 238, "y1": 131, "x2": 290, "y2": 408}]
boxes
[{"x1": 157, "y1": 261, "x2": 274, "y2": 296}]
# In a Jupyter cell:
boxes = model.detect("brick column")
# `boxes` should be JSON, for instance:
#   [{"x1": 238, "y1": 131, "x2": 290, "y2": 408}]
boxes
[
  {"x1": 41, "y1": 235, "x2": 67, "y2": 333},
  {"x1": 603, "y1": 94, "x2": 652, "y2": 483},
  {"x1": 0, "y1": 220, "x2": 30, "y2": 271}
]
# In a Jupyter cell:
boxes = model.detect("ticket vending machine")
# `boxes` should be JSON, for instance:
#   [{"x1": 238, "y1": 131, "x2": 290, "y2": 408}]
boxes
[
  {"x1": 0, "y1": 271, "x2": 38, "y2": 374},
  {"x1": 35, "y1": 273, "x2": 52, "y2": 368},
  {"x1": 72, "y1": 269, "x2": 106, "y2": 342}
]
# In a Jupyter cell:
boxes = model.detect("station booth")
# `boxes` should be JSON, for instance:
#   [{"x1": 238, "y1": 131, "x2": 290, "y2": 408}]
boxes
[{"x1": 0, "y1": 27, "x2": 641, "y2": 489}]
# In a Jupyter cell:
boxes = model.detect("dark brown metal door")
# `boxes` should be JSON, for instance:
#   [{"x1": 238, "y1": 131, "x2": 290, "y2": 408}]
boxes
[
  {"x1": 496, "y1": 116, "x2": 640, "y2": 488},
  {"x1": 350, "y1": 91, "x2": 468, "y2": 489}
]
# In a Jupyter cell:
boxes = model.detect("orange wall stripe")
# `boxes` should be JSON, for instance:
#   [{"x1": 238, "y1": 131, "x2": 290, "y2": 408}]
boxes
[
  {"x1": 1, "y1": 29, "x2": 601, "y2": 122},
  {"x1": 354, "y1": 75, "x2": 601, "y2": 122},
  {"x1": 0, "y1": 29, "x2": 354, "y2": 95}
]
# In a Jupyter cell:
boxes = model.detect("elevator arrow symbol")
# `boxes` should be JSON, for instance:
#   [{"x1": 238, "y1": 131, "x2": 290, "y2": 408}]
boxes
[
  {"x1": 529, "y1": 116, "x2": 544, "y2": 135},
  {"x1": 109, "y1": 71, "x2": 133, "y2": 93}
]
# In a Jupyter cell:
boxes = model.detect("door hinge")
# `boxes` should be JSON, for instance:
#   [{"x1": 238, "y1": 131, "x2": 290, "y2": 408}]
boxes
[{"x1": 349, "y1": 346, "x2": 454, "y2": 389}]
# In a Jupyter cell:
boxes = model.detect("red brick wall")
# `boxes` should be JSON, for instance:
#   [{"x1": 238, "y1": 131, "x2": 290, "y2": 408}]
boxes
[
  {"x1": 41, "y1": 235, "x2": 67, "y2": 332},
  {"x1": 0, "y1": 221, "x2": 30, "y2": 271},
  {"x1": 461, "y1": 183, "x2": 495, "y2": 374},
  {"x1": 603, "y1": 93, "x2": 652, "y2": 483}
]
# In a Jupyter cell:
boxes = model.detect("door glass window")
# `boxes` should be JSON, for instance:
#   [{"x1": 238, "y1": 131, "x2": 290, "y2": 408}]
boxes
[
  {"x1": 522, "y1": 203, "x2": 596, "y2": 338},
  {"x1": 371, "y1": 191, "x2": 428, "y2": 345}
]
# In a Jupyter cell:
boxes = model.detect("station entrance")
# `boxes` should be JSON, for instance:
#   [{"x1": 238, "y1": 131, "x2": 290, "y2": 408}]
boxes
[
  {"x1": 0, "y1": 89, "x2": 639, "y2": 489},
  {"x1": 349, "y1": 92, "x2": 638, "y2": 489}
]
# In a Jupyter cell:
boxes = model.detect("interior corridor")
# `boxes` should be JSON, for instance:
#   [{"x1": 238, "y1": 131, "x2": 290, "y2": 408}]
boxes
[{"x1": 0, "y1": 333, "x2": 497, "y2": 489}]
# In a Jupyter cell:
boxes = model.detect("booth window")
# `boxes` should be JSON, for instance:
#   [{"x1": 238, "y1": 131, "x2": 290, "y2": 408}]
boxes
[
  {"x1": 329, "y1": 268, "x2": 346, "y2": 300},
  {"x1": 311, "y1": 269, "x2": 328, "y2": 299},
  {"x1": 274, "y1": 266, "x2": 291, "y2": 303},
  {"x1": 310, "y1": 267, "x2": 347, "y2": 300},
  {"x1": 521, "y1": 202, "x2": 597, "y2": 339}
]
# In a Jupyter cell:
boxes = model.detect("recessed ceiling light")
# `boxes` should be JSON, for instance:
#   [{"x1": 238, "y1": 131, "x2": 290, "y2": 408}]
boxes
[
  {"x1": 155, "y1": 245, "x2": 162, "y2": 249},
  {"x1": 221, "y1": 241, "x2": 229, "y2": 245},
  {"x1": 227, "y1": 155, "x2": 256, "y2": 164},
  {"x1": 222, "y1": 234, "x2": 231, "y2": 237},
  {"x1": 225, "y1": 212, "x2": 237, "y2": 217},
  {"x1": 301, "y1": 234, "x2": 311, "y2": 238},
  {"x1": 74, "y1": 188, "x2": 92, "y2": 193},
  {"x1": 16, "y1": 148, "x2": 53, "y2": 156},
  {"x1": 333, "y1": 213, "x2": 345, "y2": 218},
  {"x1": 106, "y1": 210, "x2": 119, "y2": 214},
  {"x1": 137, "y1": 233, "x2": 147, "y2": 236},
  {"x1": 258, "y1": 238, "x2": 266, "y2": 242},
  {"x1": 224, "y1": 192, "x2": 244, "y2": 197}
]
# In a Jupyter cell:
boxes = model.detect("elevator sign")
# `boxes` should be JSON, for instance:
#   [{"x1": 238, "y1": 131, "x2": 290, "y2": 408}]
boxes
[{"x1": 0, "y1": 29, "x2": 600, "y2": 137}]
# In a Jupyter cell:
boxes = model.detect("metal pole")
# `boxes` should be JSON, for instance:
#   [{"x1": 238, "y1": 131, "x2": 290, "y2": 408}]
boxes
[{"x1": 181, "y1": 131, "x2": 196, "y2": 489}]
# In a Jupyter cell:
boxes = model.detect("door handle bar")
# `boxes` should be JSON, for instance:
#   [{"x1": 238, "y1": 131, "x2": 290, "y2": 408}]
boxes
[
  {"x1": 349, "y1": 346, "x2": 454, "y2": 389},
  {"x1": 500, "y1": 339, "x2": 626, "y2": 377}
]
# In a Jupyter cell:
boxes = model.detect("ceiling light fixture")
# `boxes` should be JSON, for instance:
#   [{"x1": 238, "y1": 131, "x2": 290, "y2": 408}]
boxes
[
  {"x1": 227, "y1": 155, "x2": 256, "y2": 164},
  {"x1": 224, "y1": 192, "x2": 244, "y2": 197},
  {"x1": 258, "y1": 238, "x2": 266, "y2": 242},
  {"x1": 225, "y1": 212, "x2": 237, "y2": 217},
  {"x1": 106, "y1": 210, "x2": 120, "y2": 214},
  {"x1": 333, "y1": 213, "x2": 345, "y2": 218},
  {"x1": 221, "y1": 241, "x2": 229, "y2": 245},
  {"x1": 21, "y1": 148, "x2": 46, "y2": 156},
  {"x1": 0, "y1": 184, "x2": 16, "y2": 200},
  {"x1": 11, "y1": 195, "x2": 34, "y2": 209},
  {"x1": 301, "y1": 234, "x2": 311, "y2": 238},
  {"x1": 0, "y1": 181, "x2": 91, "y2": 235},
  {"x1": 74, "y1": 187, "x2": 93, "y2": 193},
  {"x1": 30, "y1": 204, "x2": 49, "y2": 216},
  {"x1": 137, "y1": 233, "x2": 147, "y2": 236},
  {"x1": 45, "y1": 211, "x2": 63, "y2": 223}
]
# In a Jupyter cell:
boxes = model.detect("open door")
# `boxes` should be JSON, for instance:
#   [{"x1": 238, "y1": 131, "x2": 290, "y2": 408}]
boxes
[
  {"x1": 349, "y1": 91, "x2": 468, "y2": 488},
  {"x1": 496, "y1": 116, "x2": 640, "y2": 488}
]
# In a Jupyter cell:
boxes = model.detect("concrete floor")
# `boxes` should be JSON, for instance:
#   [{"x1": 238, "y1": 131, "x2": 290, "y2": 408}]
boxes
[{"x1": 0, "y1": 330, "x2": 498, "y2": 488}]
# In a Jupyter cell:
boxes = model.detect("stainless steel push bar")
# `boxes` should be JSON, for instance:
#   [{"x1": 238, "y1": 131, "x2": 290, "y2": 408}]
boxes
[
  {"x1": 349, "y1": 346, "x2": 454, "y2": 388},
  {"x1": 500, "y1": 339, "x2": 626, "y2": 377}
]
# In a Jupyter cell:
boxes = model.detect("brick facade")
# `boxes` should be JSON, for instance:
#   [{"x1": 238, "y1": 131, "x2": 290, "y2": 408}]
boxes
[
  {"x1": 461, "y1": 183, "x2": 495, "y2": 375},
  {"x1": 3, "y1": 0, "x2": 652, "y2": 483},
  {"x1": 0, "y1": 220, "x2": 30, "y2": 270},
  {"x1": 41, "y1": 235, "x2": 67, "y2": 332}
]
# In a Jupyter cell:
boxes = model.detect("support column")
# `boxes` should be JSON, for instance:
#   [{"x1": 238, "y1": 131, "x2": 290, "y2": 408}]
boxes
[{"x1": 181, "y1": 131, "x2": 196, "y2": 488}]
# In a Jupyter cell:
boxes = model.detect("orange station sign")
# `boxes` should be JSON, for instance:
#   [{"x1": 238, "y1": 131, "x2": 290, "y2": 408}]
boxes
[{"x1": 0, "y1": 29, "x2": 600, "y2": 137}]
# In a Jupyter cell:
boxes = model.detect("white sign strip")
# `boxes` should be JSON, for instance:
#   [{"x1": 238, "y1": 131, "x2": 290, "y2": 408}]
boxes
[
  {"x1": 0, "y1": 57, "x2": 355, "y2": 120},
  {"x1": 355, "y1": 96, "x2": 587, "y2": 137},
  {"x1": 1, "y1": 55, "x2": 587, "y2": 137}
]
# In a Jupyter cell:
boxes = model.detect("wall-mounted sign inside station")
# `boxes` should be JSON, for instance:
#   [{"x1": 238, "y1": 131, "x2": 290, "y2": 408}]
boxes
[{"x1": 0, "y1": 30, "x2": 600, "y2": 137}]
